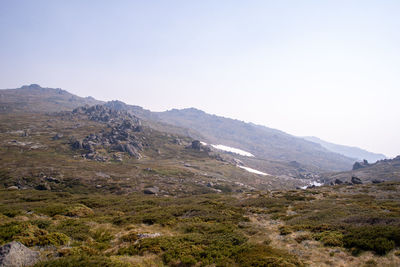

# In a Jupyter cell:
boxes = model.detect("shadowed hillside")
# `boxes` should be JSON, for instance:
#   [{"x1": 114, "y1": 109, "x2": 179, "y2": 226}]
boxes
[{"x1": 304, "y1": 136, "x2": 386, "y2": 163}]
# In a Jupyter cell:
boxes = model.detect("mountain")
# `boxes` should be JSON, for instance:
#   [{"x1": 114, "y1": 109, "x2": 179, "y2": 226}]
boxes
[
  {"x1": 0, "y1": 85, "x2": 357, "y2": 173},
  {"x1": 0, "y1": 84, "x2": 102, "y2": 113},
  {"x1": 1, "y1": 84, "x2": 400, "y2": 266},
  {"x1": 303, "y1": 136, "x2": 386, "y2": 163},
  {"x1": 152, "y1": 108, "x2": 356, "y2": 172}
]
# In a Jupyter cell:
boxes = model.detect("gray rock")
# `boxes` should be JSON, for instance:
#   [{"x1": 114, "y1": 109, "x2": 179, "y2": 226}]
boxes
[
  {"x1": 7, "y1": 186, "x2": 18, "y2": 191},
  {"x1": 34, "y1": 183, "x2": 51, "y2": 191},
  {"x1": 51, "y1": 133, "x2": 63, "y2": 140},
  {"x1": 125, "y1": 144, "x2": 141, "y2": 159},
  {"x1": 71, "y1": 140, "x2": 83, "y2": 149},
  {"x1": 372, "y1": 179, "x2": 383, "y2": 184},
  {"x1": 334, "y1": 179, "x2": 343, "y2": 185},
  {"x1": 0, "y1": 241, "x2": 39, "y2": 267},
  {"x1": 143, "y1": 186, "x2": 159, "y2": 194},
  {"x1": 352, "y1": 159, "x2": 369, "y2": 170},
  {"x1": 191, "y1": 140, "x2": 202, "y2": 150},
  {"x1": 351, "y1": 176, "x2": 363, "y2": 185}
]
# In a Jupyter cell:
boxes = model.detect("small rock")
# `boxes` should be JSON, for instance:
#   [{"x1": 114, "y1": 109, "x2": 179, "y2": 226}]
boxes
[
  {"x1": 143, "y1": 186, "x2": 159, "y2": 195},
  {"x1": 372, "y1": 179, "x2": 383, "y2": 184},
  {"x1": 7, "y1": 186, "x2": 19, "y2": 191},
  {"x1": 137, "y1": 233, "x2": 161, "y2": 239},
  {"x1": 52, "y1": 133, "x2": 63, "y2": 140},
  {"x1": 0, "y1": 241, "x2": 39, "y2": 267}
]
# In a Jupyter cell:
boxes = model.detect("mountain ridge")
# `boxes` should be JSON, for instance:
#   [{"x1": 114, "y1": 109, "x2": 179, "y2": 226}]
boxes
[
  {"x1": 0, "y1": 84, "x2": 380, "y2": 173},
  {"x1": 303, "y1": 136, "x2": 386, "y2": 163}
]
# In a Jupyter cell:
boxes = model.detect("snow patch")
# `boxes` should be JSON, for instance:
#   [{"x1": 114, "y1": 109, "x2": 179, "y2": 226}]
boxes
[
  {"x1": 211, "y1": 144, "x2": 254, "y2": 157},
  {"x1": 300, "y1": 181, "x2": 323, "y2": 189},
  {"x1": 238, "y1": 166, "x2": 269, "y2": 176}
]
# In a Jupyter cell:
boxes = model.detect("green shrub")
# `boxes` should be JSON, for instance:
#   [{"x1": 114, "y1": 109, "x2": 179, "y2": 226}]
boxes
[
  {"x1": 279, "y1": 225, "x2": 293, "y2": 236},
  {"x1": 53, "y1": 219, "x2": 90, "y2": 241},
  {"x1": 35, "y1": 204, "x2": 69, "y2": 217},
  {"x1": 313, "y1": 231, "x2": 343, "y2": 247},
  {"x1": 235, "y1": 243, "x2": 303, "y2": 267},
  {"x1": 343, "y1": 226, "x2": 400, "y2": 255},
  {"x1": 65, "y1": 204, "x2": 94, "y2": 217},
  {"x1": 0, "y1": 222, "x2": 25, "y2": 244},
  {"x1": 31, "y1": 219, "x2": 52, "y2": 229},
  {"x1": 39, "y1": 232, "x2": 70, "y2": 246},
  {"x1": 34, "y1": 255, "x2": 129, "y2": 267}
]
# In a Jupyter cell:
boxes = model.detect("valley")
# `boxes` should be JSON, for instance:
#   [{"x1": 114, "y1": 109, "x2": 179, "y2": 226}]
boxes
[{"x1": 0, "y1": 85, "x2": 399, "y2": 266}]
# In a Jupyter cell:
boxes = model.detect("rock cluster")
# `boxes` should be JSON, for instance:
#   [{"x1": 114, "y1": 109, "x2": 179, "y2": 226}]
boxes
[
  {"x1": 186, "y1": 140, "x2": 211, "y2": 152},
  {"x1": 71, "y1": 105, "x2": 141, "y2": 127},
  {"x1": 352, "y1": 159, "x2": 370, "y2": 170},
  {"x1": 68, "y1": 105, "x2": 145, "y2": 161}
]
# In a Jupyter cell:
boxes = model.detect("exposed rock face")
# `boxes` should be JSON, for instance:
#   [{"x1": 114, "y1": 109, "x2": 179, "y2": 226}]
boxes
[
  {"x1": 352, "y1": 159, "x2": 370, "y2": 170},
  {"x1": 351, "y1": 176, "x2": 363, "y2": 184},
  {"x1": 191, "y1": 140, "x2": 202, "y2": 150},
  {"x1": 67, "y1": 105, "x2": 144, "y2": 161},
  {"x1": 71, "y1": 105, "x2": 141, "y2": 126},
  {"x1": 187, "y1": 140, "x2": 211, "y2": 152},
  {"x1": 334, "y1": 179, "x2": 343, "y2": 185},
  {"x1": 0, "y1": 241, "x2": 39, "y2": 267}
]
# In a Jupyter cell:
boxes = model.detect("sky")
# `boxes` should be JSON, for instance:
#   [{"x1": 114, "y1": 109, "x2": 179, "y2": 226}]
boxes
[{"x1": 0, "y1": 0, "x2": 399, "y2": 157}]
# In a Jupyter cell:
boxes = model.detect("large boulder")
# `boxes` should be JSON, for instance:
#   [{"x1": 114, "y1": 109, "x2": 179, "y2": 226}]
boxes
[
  {"x1": 334, "y1": 179, "x2": 343, "y2": 185},
  {"x1": 190, "y1": 140, "x2": 202, "y2": 150},
  {"x1": 351, "y1": 176, "x2": 363, "y2": 185},
  {"x1": 0, "y1": 241, "x2": 39, "y2": 267}
]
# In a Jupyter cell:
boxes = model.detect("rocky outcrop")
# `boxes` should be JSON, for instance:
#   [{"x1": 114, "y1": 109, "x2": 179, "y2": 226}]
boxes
[
  {"x1": 187, "y1": 140, "x2": 211, "y2": 152},
  {"x1": 0, "y1": 241, "x2": 39, "y2": 267},
  {"x1": 352, "y1": 159, "x2": 370, "y2": 170},
  {"x1": 71, "y1": 105, "x2": 141, "y2": 127},
  {"x1": 351, "y1": 176, "x2": 363, "y2": 184},
  {"x1": 334, "y1": 179, "x2": 343, "y2": 185},
  {"x1": 191, "y1": 140, "x2": 202, "y2": 150},
  {"x1": 68, "y1": 105, "x2": 144, "y2": 161}
]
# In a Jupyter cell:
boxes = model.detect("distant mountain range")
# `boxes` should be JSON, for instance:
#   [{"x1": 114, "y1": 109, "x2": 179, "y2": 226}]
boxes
[
  {"x1": 1, "y1": 84, "x2": 387, "y2": 173},
  {"x1": 303, "y1": 136, "x2": 386, "y2": 163}
]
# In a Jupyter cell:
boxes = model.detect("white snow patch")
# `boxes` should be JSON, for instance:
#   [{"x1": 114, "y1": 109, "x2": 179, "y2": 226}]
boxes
[
  {"x1": 238, "y1": 166, "x2": 269, "y2": 176},
  {"x1": 300, "y1": 181, "x2": 324, "y2": 189},
  {"x1": 211, "y1": 144, "x2": 254, "y2": 157}
]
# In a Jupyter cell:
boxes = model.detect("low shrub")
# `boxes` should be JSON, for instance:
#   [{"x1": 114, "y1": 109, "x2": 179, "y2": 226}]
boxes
[
  {"x1": 313, "y1": 231, "x2": 343, "y2": 247},
  {"x1": 279, "y1": 225, "x2": 293, "y2": 236},
  {"x1": 34, "y1": 255, "x2": 129, "y2": 267},
  {"x1": 343, "y1": 226, "x2": 400, "y2": 255}
]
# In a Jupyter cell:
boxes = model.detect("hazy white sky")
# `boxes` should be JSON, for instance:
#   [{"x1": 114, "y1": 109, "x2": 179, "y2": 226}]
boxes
[{"x1": 1, "y1": 0, "x2": 399, "y2": 157}]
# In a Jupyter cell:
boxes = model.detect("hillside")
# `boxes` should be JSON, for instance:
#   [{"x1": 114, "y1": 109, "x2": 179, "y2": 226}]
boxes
[
  {"x1": 1, "y1": 85, "x2": 400, "y2": 266},
  {"x1": 304, "y1": 136, "x2": 386, "y2": 163},
  {"x1": 321, "y1": 156, "x2": 400, "y2": 185},
  {"x1": 0, "y1": 84, "x2": 102, "y2": 113},
  {"x1": 154, "y1": 108, "x2": 356, "y2": 172},
  {"x1": 0, "y1": 85, "x2": 357, "y2": 173}
]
